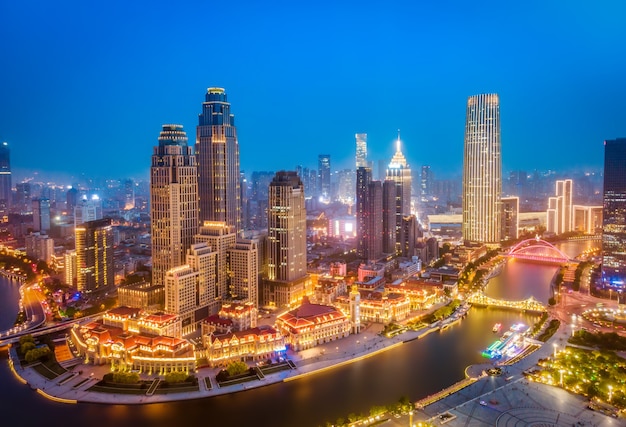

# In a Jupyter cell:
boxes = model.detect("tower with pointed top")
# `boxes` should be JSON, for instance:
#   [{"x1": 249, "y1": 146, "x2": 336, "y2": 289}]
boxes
[
  {"x1": 385, "y1": 131, "x2": 412, "y2": 254},
  {"x1": 196, "y1": 87, "x2": 242, "y2": 235},
  {"x1": 150, "y1": 124, "x2": 198, "y2": 287},
  {"x1": 462, "y1": 93, "x2": 502, "y2": 244}
]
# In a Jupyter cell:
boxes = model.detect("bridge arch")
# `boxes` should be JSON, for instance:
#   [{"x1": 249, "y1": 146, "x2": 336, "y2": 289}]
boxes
[{"x1": 507, "y1": 238, "x2": 570, "y2": 262}]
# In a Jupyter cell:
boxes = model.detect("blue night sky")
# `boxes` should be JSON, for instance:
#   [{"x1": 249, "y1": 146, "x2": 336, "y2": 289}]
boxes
[{"x1": 1, "y1": 1, "x2": 625, "y2": 182}]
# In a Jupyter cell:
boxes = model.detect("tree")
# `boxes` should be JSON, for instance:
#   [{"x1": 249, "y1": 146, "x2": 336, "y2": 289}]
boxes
[
  {"x1": 226, "y1": 360, "x2": 249, "y2": 377},
  {"x1": 20, "y1": 341, "x2": 35, "y2": 354},
  {"x1": 24, "y1": 345, "x2": 51, "y2": 363},
  {"x1": 548, "y1": 297, "x2": 556, "y2": 306},
  {"x1": 19, "y1": 334, "x2": 35, "y2": 346}
]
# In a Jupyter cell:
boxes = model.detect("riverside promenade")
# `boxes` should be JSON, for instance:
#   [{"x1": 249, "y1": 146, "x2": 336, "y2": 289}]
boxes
[
  {"x1": 408, "y1": 322, "x2": 622, "y2": 427},
  {"x1": 8, "y1": 320, "x2": 442, "y2": 405}
]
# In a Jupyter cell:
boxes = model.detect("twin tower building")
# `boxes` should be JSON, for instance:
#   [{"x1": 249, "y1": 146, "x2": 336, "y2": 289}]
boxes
[{"x1": 150, "y1": 88, "x2": 305, "y2": 335}]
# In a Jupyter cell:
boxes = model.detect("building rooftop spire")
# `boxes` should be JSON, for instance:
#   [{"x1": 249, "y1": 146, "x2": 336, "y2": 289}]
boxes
[{"x1": 389, "y1": 129, "x2": 408, "y2": 169}]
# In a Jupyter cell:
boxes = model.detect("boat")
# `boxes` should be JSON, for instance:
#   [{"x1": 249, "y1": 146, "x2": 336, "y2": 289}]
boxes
[{"x1": 492, "y1": 323, "x2": 502, "y2": 333}]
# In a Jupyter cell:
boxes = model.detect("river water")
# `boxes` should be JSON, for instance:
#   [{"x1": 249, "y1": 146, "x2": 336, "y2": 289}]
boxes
[{"x1": 0, "y1": 240, "x2": 598, "y2": 427}]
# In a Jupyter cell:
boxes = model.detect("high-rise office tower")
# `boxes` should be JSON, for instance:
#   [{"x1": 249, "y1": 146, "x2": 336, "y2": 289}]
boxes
[
  {"x1": 150, "y1": 124, "x2": 198, "y2": 287},
  {"x1": 76, "y1": 218, "x2": 114, "y2": 292},
  {"x1": 15, "y1": 182, "x2": 30, "y2": 213},
  {"x1": 228, "y1": 239, "x2": 259, "y2": 306},
  {"x1": 196, "y1": 87, "x2": 241, "y2": 234},
  {"x1": 356, "y1": 167, "x2": 371, "y2": 259},
  {"x1": 124, "y1": 179, "x2": 135, "y2": 210},
  {"x1": 66, "y1": 187, "x2": 78, "y2": 212},
  {"x1": 501, "y1": 196, "x2": 519, "y2": 241},
  {"x1": 194, "y1": 221, "x2": 236, "y2": 312},
  {"x1": 32, "y1": 198, "x2": 51, "y2": 233},
  {"x1": 356, "y1": 133, "x2": 368, "y2": 168},
  {"x1": 267, "y1": 172, "x2": 306, "y2": 282},
  {"x1": 382, "y1": 179, "x2": 397, "y2": 254},
  {"x1": 546, "y1": 179, "x2": 573, "y2": 235},
  {"x1": 0, "y1": 142, "x2": 11, "y2": 213},
  {"x1": 356, "y1": 167, "x2": 383, "y2": 261},
  {"x1": 74, "y1": 195, "x2": 103, "y2": 228},
  {"x1": 420, "y1": 165, "x2": 432, "y2": 200},
  {"x1": 263, "y1": 171, "x2": 309, "y2": 307},
  {"x1": 64, "y1": 250, "x2": 77, "y2": 287},
  {"x1": 386, "y1": 133, "x2": 412, "y2": 254},
  {"x1": 602, "y1": 138, "x2": 626, "y2": 288},
  {"x1": 462, "y1": 93, "x2": 502, "y2": 243},
  {"x1": 318, "y1": 154, "x2": 331, "y2": 201}
]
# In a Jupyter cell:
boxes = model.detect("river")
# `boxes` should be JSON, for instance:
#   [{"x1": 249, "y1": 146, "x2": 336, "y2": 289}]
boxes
[{"x1": 0, "y1": 240, "x2": 598, "y2": 427}]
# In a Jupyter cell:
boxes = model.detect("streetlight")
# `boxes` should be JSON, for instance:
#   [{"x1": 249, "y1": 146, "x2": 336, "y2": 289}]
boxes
[
  {"x1": 409, "y1": 410, "x2": 413, "y2": 427},
  {"x1": 559, "y1": 369, "x2": 564, "y2": 386},
  {"x1": 608, "y1": 385, "x2": 613, "y2": 403},
  {"x1": 553, "y1": 343, "x2": 557, "y2": 358}
]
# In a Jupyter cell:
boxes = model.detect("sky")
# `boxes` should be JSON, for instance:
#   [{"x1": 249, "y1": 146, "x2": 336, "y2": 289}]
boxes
[{"x1": 1, "y1": 1, "x2": 626, "y2": 183}]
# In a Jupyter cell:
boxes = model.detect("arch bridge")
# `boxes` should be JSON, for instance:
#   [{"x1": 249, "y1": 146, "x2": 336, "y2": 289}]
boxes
[{"x1": 506, "y1": 237, "x2": 572, "y2": 264}]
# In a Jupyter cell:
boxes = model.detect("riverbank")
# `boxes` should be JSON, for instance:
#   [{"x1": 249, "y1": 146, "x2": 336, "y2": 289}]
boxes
[{"x1": 10, "y1": 318, "x2": 454, "y2": 405}]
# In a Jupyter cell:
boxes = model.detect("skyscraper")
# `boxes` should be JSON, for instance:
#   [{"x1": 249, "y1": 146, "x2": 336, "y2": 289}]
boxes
[
  {"x1": 263, "y1": 171, "x2": 309, "y2": 307},
  {"x1": 150, "y1": 124, "x2": 198, "y2": 287},
  {"x1": 602, "y1": 138, "x2": 626, "y2": 288},
  {"x1": 318, "y1": 154, "x2": 331, "y2": 201},
  {"x1": 196, "y1": 87, "x2": 241, "y2": 234},
  {"x1": 546, "y1": 179, "x2": 573, "y2": 235},
  {"x1": 462, "y1": 93, "x2": 502, "y2": 243},
  {"x1": 386, "y1": 133, "x2": 412, "y2": 254},
  {"x1": 74, "y1": 195, "x2": 102, "y2": 228},
  {"x1": 355, "y1": 133, "x2": 367, "y2": 168},
  {"x1": 420, "y1": 165, "x2": 432, "y2": 200},
  {"x1": 76, "y1": 218, "x2": 114, "y2": 292},
  {"x1": 194, "y1": 221, "x2": 236, "y2": 312},
  {"x1": 32, "y1": 198, "x2": 51, "y2": 233},
  {"x1": 0, "y1": 142, "x2": 11, "y2": 212},
  {"x1": 356, "y1": 167, "x2": 383, "y2": 261},
  {"x1": 356, "y1": 167, "x2": 371, "y2": 259}
]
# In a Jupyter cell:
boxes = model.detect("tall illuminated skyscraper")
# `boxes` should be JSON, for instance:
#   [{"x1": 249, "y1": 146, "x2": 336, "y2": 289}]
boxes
[
  {"x1": 196, "y1": 87, "x2": 241, "y2": 234},
  {"x1": 602, "y1": 138, "x2": 626, "y2": 288},
  {"x1": 462, "y1": 93, "x2": 502, "y2": 243},
  {"x1": 318, "y1": 154, "x2": 331, "y2": 201},
  {"x1": 32, "y1": 198, "x2": 51, "y2": 233},
  {"x1": 263, "y1": 171, "x2": 309, "y2": 307},
  {"x1": 0, "y1": 142, "x2": 11, "y2": 212},
  {"x1": 150, "y1": 124, "x2": 198, "y2": 287},
  {"x1": 76, "y1": 218, "x2": 113, "y2": 292},
  {"x1": 386, "y1": 133, "x2": 412, "y2": 254},
  {"x1": 355, "y1": 133, "x2": 367, "y2": 168}
]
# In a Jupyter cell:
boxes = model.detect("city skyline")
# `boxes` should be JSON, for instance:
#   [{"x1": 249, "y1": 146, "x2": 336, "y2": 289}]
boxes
[{"x1": 2, "y1": 2, "x2": 626, "y2": 182}]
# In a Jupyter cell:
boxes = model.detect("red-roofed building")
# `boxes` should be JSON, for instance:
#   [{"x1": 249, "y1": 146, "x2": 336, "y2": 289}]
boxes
[
  {"x1": 71, "y1": 308, "x2": 194, "y2": 374},
  {"x1": 276, "y1": 297, "x2": 351, "y2": 351},
  {"x1": 202, "y1": 325, "x2": 285, "y2": 367}
]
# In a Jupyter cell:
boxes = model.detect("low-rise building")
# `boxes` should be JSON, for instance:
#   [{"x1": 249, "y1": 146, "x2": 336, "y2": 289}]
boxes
[
  {"x1": 336, "y1": 291, "x2": 411, "y2": 324},
  {"x1": 118, "y1": 281, "x2": 165, "y2": 310},
  {"x1": 276, "y1": 297, "x2": 351, "y2": 351},
  {"x1": 71, "y1": 306, "x2": 191, "y2": 374},
  {"x1": 202, "y1": 325, "x2": 285, "y2": 367}
]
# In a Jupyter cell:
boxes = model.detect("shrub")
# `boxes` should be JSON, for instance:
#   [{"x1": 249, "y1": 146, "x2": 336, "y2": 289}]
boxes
[
  {"x1": 164, "y1": 371, "x2": 189, "y2": 384},
  {"x1": 112, "y1": 371, "x2": 140, "y2": 384},
  {"x1": 226, "y1": 360, "x2": 249, "y2": 377}
]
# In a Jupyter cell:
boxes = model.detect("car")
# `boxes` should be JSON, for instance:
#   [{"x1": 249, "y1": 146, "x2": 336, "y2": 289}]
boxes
[{"x1": 479, "y1": 400, "x2": 486, "y2": 406}]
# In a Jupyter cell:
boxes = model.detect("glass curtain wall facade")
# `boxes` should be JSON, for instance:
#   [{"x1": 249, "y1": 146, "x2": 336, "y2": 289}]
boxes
[
  {"x1": 602, "y1": 138, "x2": 626, "y2": 288},
  {"x1": 462, "y1": 93, "x2": 502, "y2": 243}
]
